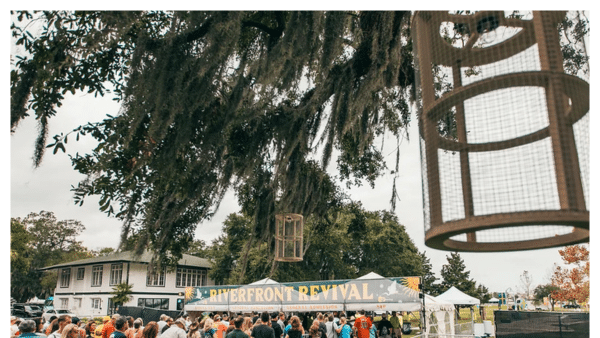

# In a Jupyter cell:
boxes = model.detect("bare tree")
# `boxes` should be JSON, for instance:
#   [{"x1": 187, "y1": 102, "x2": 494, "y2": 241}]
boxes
[{"x1": 520, "y1": 270, "x2": 534, "y2": 299}]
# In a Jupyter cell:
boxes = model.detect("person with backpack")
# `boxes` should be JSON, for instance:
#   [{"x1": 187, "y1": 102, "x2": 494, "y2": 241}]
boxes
[
  {"x1": 324, "y1": 314, "x2": 337, "y2": 338},
  {"x1": 335, "y1": 318, "x2": 351, "y2": 338},
  {"x1": 377, "y1": 314, "x2": 392, "y2": 338}
]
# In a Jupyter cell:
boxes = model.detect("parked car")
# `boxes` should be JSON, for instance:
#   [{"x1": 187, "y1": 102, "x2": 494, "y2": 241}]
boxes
[
  {"x1": 42, "y1": 309, "x2": 77, "y2": 322},
  {"x1": 563, "y1": 304, "x2": 581, "y2": 309},
  {"x1": 12, "y1": 303, "x2": 44, "y2": 318}
]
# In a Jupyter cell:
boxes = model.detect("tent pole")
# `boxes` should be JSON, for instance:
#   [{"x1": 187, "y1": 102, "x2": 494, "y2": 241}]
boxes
[{"x1": 421, "y1": 276, "x2": 426, "y2": 333}]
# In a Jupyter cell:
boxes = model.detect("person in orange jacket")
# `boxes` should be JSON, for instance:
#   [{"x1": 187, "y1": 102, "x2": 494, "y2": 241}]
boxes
[
  {"x1": 96, "y1": 316, "x2": 111, "y2": 338},
  {"x1": 102, "y1": 315, "x2": 119, "y2": 338}
]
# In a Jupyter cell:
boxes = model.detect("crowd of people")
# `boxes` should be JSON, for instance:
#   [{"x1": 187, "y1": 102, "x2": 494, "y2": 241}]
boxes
[{"x1": 11, "y1": 310, "x2": 405, "y2": 338}]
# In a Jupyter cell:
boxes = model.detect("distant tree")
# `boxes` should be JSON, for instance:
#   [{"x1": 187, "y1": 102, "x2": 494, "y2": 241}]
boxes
[
  {"x1": 11, "y1": 218, "x2": 32, "y2": 275},
  {"x1": 520, "y1": 270, "x2": 533, "y2": 299},
  {"x1": 474, "y1": 284, "x2": 491, "y2": 303},
  {"x1": 207, "y1": 213, "x2": 254, "y2": 284},
  {"x1": 93, "y1": 247, "x2": 116, "y2": 256},
  {"x1": 207, "y1": 202, "x2": 423, "y2": 284},
  {"x1": 534, "y1": 284, "x2": 560, "y2": 311},
  {"x1": 439, "y1": 252, "x2": 476, "y2": 296},
  {"x1": 419, "y1": 251, "x2": 440, "y2": 296},
  {"x1": 110, "y1": 282, "x2": 134, "y2": 309},
  {"x1": 10, "y1": 211, "x2": 91, "y2": 302},
  {"x1": 551, "y1": 244, "x2": 589, "y2": 304},
  {"x1": 186, "y1": 239, "x2": 209, "y2": 258}
]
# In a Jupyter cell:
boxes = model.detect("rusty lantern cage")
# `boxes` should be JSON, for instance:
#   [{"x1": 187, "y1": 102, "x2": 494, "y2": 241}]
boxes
[
  {"x1": 275, "y1": 213, "x2": 304, "y2": 262},
  {"x1": 412, "y1": 11, "x2": 589, "y2": 252}
]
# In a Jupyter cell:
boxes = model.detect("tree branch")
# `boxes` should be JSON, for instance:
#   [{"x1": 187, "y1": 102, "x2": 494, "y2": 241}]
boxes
[{"x1": 241, "y1": 19, "x2": 277, "y2": 36}]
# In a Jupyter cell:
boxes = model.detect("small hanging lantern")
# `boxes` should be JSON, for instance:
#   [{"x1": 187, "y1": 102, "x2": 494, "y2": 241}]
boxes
[{"x1": 275, "y1": 213, "x2": 304, "y2": 262}]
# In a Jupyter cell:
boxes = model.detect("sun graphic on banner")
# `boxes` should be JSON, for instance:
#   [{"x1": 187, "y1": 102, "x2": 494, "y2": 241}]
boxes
[
  {"x1": 185, "y1": 287, "x2": 195, "y2": 300},
  {"x1": 400, "y1": 277, "x2": 420, "y2": 297}
]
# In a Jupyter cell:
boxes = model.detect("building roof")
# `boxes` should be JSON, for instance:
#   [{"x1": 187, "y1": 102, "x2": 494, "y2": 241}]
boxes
[{"x1": 40, "y1": 250, "x2": 211, "y2": 271}]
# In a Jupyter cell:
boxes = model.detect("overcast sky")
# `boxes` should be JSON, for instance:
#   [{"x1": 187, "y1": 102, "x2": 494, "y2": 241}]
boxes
[
  {"x1": 7, "y1": 9, "x2": 596, "y2": 299},
  {"x1": 10, "y1": 88, "x2": 590, "y2": 295}
]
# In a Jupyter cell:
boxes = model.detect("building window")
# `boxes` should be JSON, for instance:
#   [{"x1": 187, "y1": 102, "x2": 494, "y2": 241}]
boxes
[
  {"x1": 176, "y1": 267, "x2": 207, "y2": 287},
  {"x1": 138, "y1": 298, "x2": 169, "y2": 310},
  {"x1": 74, "y1": 298, "x2": 82, "y2": 309},
  {"x1": 60, "y1": 268, "x2": 71, "y2": 288},
  {"x1": 77, "y1": 268, "x2": 85, "y2": 280},
  {"x1": 146, "y1": 266, "x2": 166, "y2": 287},
  {"x1": 91, "y1": 298, "x2": 101, "y2": 309},
  {"x1": 60, "y1": 298, "x2": 69, "y2": 309},
  {"x1": 92, "y1": 265, "x2": 103, "y2": 287},
  {"x1": 110, "y1": 263, "x2": 123, "y2": 285}
]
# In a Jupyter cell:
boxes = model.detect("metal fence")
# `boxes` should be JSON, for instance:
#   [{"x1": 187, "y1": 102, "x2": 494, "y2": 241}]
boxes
[
  {"x1": 413, "y1": 334, "x2": 475, "y2": 338},
  {"x1": 494, "y1": 310, "x2": 589, "y2": 338},
  {"x1": 454, "y1": 322, "x2": 474, "y2": 336},
  {"x1": 116, "y1": 306, "x2": 183, "y2": 325}
]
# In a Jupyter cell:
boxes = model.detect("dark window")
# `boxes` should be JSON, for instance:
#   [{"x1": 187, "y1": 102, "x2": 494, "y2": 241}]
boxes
[
  {"x1": 138, "y1": 298, "x2": 169, "y2": 310},
  {"x1": 77, "y1": 268, "x2": 85, "y2": 280},
  {"x1": 147, "y1": 266, "x2": 166, "y2": 287},
  {"x1": 110, "y1": 264, "x2": 123, "y2": 285},
  {"x1": 92, "y1": 265, "x2": 103, "y2": 287},
  {"x1": 60, "y1": 268, "x2": 71, "y2": 288}
]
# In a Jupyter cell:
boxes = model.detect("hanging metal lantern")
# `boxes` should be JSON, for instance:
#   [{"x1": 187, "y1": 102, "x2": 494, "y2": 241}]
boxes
[
  {"x1": 412, "y1": 11, "x2": 589, "y2": 252},
  {"x1": 275, "y1": 213, "x2": 304, "y2": 262}
]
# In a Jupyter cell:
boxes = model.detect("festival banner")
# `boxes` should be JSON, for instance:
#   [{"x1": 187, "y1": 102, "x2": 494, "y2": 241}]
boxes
[{"x1": 185, "y1": 276, "x2": 421, "y2": 312}]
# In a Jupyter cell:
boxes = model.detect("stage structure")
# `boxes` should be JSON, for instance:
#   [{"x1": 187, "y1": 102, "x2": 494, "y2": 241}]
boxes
[{"x1": 412, "y1": 11, "x2": 589, "y2": 251}]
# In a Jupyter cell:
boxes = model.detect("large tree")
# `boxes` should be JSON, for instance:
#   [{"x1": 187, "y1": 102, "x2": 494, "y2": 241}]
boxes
[
  {"x1": 11, "y1": 11, "x2": 414, "y2": 266},
  {"x1": 419, "y1": 251, "x2": 440, "y2": 296},
  {"x1": 207, "y1": 202, "x2": 424, "y2": 285},
  {"x1": 551, "y1": 244, "x2": 589, "y2": 304},
  {"x1": 11, "y1": 11, "x2": 589, "y2": 268},
  {"x1": 439, "y1": 252, "x2": 476, "y2": 295},
  {"x1": 10, "y1": 211, "x2": 92, "y2": 302},
  {"x1": 533, "y1": 284, "x2": 560, "y2": 311},
  {"x1": 438, "y1": 252, "x2": 490, "y2": 304}
]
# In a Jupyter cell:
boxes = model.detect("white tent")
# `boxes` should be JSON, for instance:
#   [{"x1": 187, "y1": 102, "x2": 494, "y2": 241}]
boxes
[
  {"x1": 488, "y1": 297, "x2": 499, "y2": 304},
  {"x1": 423, "y1": 294, "x2": 455, "y2": 312},
  {"x1": 436, "y1": 286, "x2": 480, "y2": 306},
  {"x1": 249, "y1": 277, "x2": 280, "y2": 285}
]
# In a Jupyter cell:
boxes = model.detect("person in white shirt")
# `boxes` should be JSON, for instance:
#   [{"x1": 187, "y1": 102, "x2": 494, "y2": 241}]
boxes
[
  {"x1": 157, "y1": 315, "x2": 170, "y2": 337},
  {"x1": 222, "y1": 314, "x2": 230, "y2": 327},
  {"x1": 161, "y1": 318, "x2": 187, "y2": 338},
  {"x1": 277, "y1": 313, "x2": 285, "y2": 334}
]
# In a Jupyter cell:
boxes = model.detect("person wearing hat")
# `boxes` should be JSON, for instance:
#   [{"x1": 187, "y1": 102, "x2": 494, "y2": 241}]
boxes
[
  {"x1": 160, "y1": 318, "x2": 186, "y2": 338},
  {"x1": 102, "y1": 315, "x2": 120, "y2": 338},
  {"x1": 96, "y1": 316, "x2": 111, "y2": 338},
  {"x1": 214, "y1": 315, "x2": 227, "y2": 338}
]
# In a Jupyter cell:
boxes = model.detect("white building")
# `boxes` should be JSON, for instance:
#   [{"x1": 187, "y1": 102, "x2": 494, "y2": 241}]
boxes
[{"x1": 41, "y1": 251, "x2": 214, "y2": 318}]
